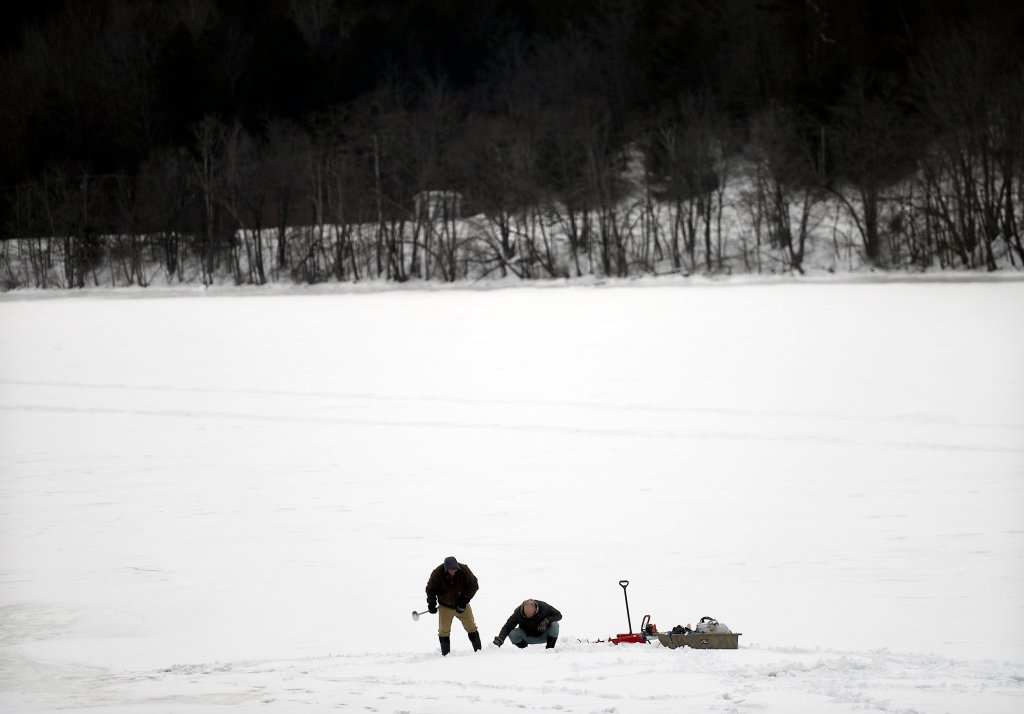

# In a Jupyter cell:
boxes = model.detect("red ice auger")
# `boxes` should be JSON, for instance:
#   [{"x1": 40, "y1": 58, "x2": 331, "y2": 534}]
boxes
[{"x1": 610, "y1": 579, "x2": 657, "y2": 644}]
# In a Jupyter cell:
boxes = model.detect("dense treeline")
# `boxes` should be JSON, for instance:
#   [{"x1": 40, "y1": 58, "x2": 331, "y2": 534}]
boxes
[{"x1": 1, "y1": 0, "x2": 1023, "y2": 288}]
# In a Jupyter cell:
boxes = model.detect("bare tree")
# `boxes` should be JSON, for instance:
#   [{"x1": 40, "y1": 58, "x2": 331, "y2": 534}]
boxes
[
  {"x1": 218, "y1": 121, "x2": 270, "y2": 285},
  {"x1": 748, "y1": 106, "x2": 824, "y2": 273},
  {"x1": 828, "y1": 79, "x2": 917, "y2": 268},
  {"x1": 135, "y1": 148, "x2": 193, "y2": 283},
  {"x1": 646, "y1": 96, "x2": 729, "y2": 275},
  {"x1": 912, "y1": 20, "x2": 1024, "y2": 269},
  {"x1": 262, "y1": 119, "x2": 310, "y2": 276},
  {"x1": 190, "y1": 115, "x2": 230, "y2": 284}
]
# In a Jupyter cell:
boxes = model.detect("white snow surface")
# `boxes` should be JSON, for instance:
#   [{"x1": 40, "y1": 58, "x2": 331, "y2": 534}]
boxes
[{"x1": 1, "y1": 277, "x2": 1023, "y2": 713}]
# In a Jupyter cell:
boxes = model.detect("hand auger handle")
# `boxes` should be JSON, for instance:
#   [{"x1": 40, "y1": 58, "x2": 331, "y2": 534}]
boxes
[{"x1": 619, "y1": 579, "x2": 632, "y2": 633}]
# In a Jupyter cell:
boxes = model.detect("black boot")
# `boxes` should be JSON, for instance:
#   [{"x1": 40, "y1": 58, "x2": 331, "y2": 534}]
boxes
[
  {"x1": 439, "y1": 636, "x2": 451, "y2": 656},
  {"x1": 513, "y1": 638, "x2": 528, "y2": 649},
  {"x1": 468, "y1": 631, "x2": 482, "y2": 652},
  {"x1": 546, "y1": 635, "x2": 558, "y2": 649}
]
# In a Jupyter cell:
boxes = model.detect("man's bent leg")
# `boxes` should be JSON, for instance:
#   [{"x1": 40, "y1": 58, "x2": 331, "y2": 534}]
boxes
[
  {"x1": 515, "y1": 622, "x2": 558, "y2": 646},
  {"x1": 508, "y1": 628, "x2": 532, "y2": 647},
  {"x1": 545, "y1": 622, "x2": 559, "y2": 649},
  {"x1": 454, "y1": 603, "x2": 478, "y2": 633},
  {"x1": 438, "y1": 606, "x2": 456, "y2": 637}
]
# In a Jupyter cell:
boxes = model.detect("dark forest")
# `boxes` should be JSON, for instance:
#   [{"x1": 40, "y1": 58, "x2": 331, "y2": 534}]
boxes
[{"x1": 2, "y1": 0, "x2": 1022, "y2": 287}]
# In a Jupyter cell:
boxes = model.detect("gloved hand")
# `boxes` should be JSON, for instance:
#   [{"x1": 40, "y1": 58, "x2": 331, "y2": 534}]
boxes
[
  {"x1": 492, "y1": 636, "x2": 503, "y2": 647},
  {"x1": 537, "y1": 618, "x2": 550, "y2": 633},
  {"x1": 455, "y1": 598, "x2": 468, "y2": 614},
  {"x1": 456, "y1": 605, "x2": 465, "y2": 613},
  {"x1": 428, "y1": 602, "x2": 438, "y2": 614}
]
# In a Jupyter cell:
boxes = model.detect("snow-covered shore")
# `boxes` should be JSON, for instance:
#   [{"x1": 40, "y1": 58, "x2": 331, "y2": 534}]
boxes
[{"x1": 2, "y1": 280, "x2": 1022, "y2": 712}]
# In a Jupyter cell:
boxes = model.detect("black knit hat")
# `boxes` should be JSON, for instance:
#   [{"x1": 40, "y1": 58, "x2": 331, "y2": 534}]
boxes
[{"x1": 443, "y1": 556, "x2": 460, "y2": 571}]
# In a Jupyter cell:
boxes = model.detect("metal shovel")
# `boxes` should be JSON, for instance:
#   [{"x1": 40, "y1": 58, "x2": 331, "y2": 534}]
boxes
[
  {"x1": 611, "y1": 579, "x2": 646, "y2": 644},
  {"x1": 619, "y1": 580, "x2": 633, "y2": 633}
]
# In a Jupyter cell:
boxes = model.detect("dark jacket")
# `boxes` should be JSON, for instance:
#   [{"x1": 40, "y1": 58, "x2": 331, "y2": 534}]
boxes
[
  {"x1": 425, "y1": 562, "x2": 479, "y2": 609},
  {"x1": 497, "y1": 600, "x2": 562, "y2": 642}
]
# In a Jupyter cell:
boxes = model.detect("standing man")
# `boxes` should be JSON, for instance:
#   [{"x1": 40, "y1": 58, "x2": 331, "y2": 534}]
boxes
[
  {"x1": 425, "y1": 556, "x2": 481, "y2": 656},
  {"x1": 492, "y1": 598, "x2": 561, "y2": 649}
]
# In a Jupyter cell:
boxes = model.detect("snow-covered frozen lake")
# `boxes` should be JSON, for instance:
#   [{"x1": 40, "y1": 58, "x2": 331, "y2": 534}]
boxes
[{"x1": 1, "y1": 278, "x2": 1023, "y2": 713}]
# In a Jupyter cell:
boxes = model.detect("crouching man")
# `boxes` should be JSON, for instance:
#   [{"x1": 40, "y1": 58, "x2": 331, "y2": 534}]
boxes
[{"x1": 492, "y1": 599, "x2": 561, "y2": 649}]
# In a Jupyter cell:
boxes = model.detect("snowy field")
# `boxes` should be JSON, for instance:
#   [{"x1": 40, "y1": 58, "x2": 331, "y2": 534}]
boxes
[{"x1": 1, "y1": 277, "x2": 1023, "y2": 713}]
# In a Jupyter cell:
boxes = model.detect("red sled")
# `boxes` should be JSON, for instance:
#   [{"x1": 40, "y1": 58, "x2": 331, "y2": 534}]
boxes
[{"x1": 611, "y1": 632, "x2": 646, "y2": 644}]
